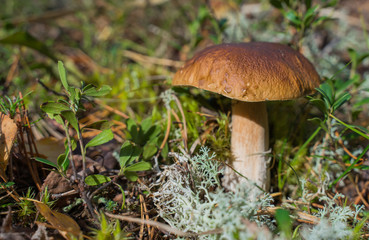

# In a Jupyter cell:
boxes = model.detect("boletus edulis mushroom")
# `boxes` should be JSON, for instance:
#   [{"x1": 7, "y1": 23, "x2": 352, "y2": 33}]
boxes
[{"x1": 172, "y1": 42, "x2": 320, "y2": 192}]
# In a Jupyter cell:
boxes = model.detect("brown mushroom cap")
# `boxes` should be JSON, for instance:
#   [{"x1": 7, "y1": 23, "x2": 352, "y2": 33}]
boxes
[{"x1": 173, "y1": 42, "x2": 320, "y2": 101}]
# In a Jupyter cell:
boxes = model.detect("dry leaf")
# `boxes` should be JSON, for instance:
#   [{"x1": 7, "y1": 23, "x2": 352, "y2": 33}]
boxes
[
  {"x1": 31, "y1": 224, "x2": 49, "y2": 240},
  {"x1": 35, "y1": 137, "x2": 65, "y2": 165},
  {"x1": 34, "y1": 201, "x2": 82, "y2": 239},
  {"x1": 0, "y1": 114, "x2": 17, "y2": 181}
]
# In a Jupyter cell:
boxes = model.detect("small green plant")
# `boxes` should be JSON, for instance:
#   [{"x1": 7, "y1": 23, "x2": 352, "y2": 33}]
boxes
[
  {"x1": 83, "y1": 118, "x2": 157, "y2": 213},
  {"x1": 152, "y1": 146, "x2": 274, "y2": 239},
  {"x1": 17, "y1": 187, "x2": 57, "y2": 226},
  {"x1": 309, "y1": 80, "x2": 352, "y2": 125},
  {"x1": 308, "y1": 80, "x2": 369, "y2": 179},
  {"x1": 0, "y1": 93, "x2": 31, "y2": 118},
  {"x1": 82, "y1": 118, "x2": 157, "y2": 186},
  {"x1": 35, "y1": 61, "x2": 113, "y2": 219},
  {"x1": 118, "y1": 117, "x2": 157, "y2": 181},
  {"x1": 270, "y1": 0, "x2": 337, "y2": 47},
  {"x1": 17, "y1": 188, "x2": 36, "y2": 224},
  {"x1": 40, "y1": 187, "x2": 55, "y2": 208},
  {"x1": 346, "y1": 48, "x2": 369, "y2": 118},
  {"x1": 91, "y1": 213, "x2": 127, "y2": 240},
  {"x1": 187, "y1": 5, "x2": 227, "y2": 47},
  {"x1": 277, "y1": 78, "x2": 354, "y2": 190},
  {"x1": 94, "y1": 196, "x2": 119, "y2": 212}
]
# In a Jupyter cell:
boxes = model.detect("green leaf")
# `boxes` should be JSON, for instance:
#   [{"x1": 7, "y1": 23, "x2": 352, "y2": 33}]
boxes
[
  {"x1": 161, "y1": 143, "x2": 168, "y2": 158},
  {"x1": 85, "y1": 174, "x2": 111, "y2": 186},
  {"x1": 41, "y1": 102, "x2": 70, "y2": 114},
  {"x1": 113, "y1": 220, "x2": 122, "y2": 236},
  {"x1": 275, "y1": 209, "x2": 292, "y2": 237},
  {"x1": 58, "y1": 99, "x2": 70, "y2": 106},
  {"x1": 115, "y1": 184, "x2": 126, "y2": 209},
  {"x1": 119, "y1": 141, "x2": 134, "y2": 168},
  {"x1": 57, "y1": 145, "x2": 70, "y2": 173},
  {"x1": 61, "y1": 110, "x2": 80, "y2": 135},
  {"x1": 348, "y1": 48, "x2": 358, "y2": 66},
  {"x1": 69, "y1": 86, "x2": 76, "y2": 103},
  {"x1": 0, "y1": 182, "x2": 15, "y2": 188},
  {"x1": 0, "y1": 31, "x2": 56, "y2": 61},
  {"x1": 143, "y1": 143, "x2": 157, "y2": 160},
  {"x1": 145, "y1": 126, "x2": 161, "y2": 143},
  {"x1": 58, "y1": 61, "x2": 69, "y2": 92},
  {"x1": 124, "y1": 171, "x2": 138, "y2": 181},
  {"x1": 141, "y1": 117, "x2": 152, "y2": 133},
  {"x1": 124, "y1": 161, "x2": 151, "y2": 172},
  {"x1": 85, "y1": 129, "x2": 114, "y2": 149},
  {"x1": 82, "y1": 84, "x2": 94, "y2": 92},
  {"x1": 302, "y1": 5, "x2": 319, "y2": 25},
  {"x1": 285, "y1": 10, "x2": 302, "y2": 25},
  {"x1": 313, "y1": 15, "x2": 331, "y2": 26},
  {"x1": 83, "y1": 85, "x2": 112, "y2": 97},
  {"x1": 47, "y1": 114, "x2": 64, "y2": 125},
  {"x1": 57, "y1": 153, "x2": 70, "y2": 173},
  {"x1": 65, "y1": 138, "x2": 78, "y2": 151},
  {"x1": 352, "y1": 214, "x2": 369, "y2": 238},
  {"x1": 332, "y1": 92, "x2": 351, "y2": 112},
  {"x1": 74, "y1": 88, "x2": 81, "y2": 103},
  {"x1": 127, "y1": 119, "x2": 139, "y2": 143},
  {"x1": 119, "y1": 142, "x2": 142, "y2": 168},
  {"x1": 358, "y1": 165, "x2": 369, "y2": 170},
  {"x1": 308, "y1": 117, "x2": 323, "y2": 126},
  {"x1": 317, "y1": 82, "x2": 334, "y2": 106},
  {"x1": 34, "y1": 157, "x2": 58, "y2": 168}
]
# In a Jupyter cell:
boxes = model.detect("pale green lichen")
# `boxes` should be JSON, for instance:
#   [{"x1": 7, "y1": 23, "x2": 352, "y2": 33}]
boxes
[
  {"x1": 160, "y1": 89, "x2": 175, "y2": 109},
  {"x1": 151, "y1": 146, "x2": 275, "y2": 239},
  {"x1": 300, "y1": 193, "x2": 359, "y2": 240},
  {"x1": 150, "y1": 146, "x2": 366, "y2": 239},
  {"x1": 296, "y1": 179, "x2": 364, "y2": 240}
]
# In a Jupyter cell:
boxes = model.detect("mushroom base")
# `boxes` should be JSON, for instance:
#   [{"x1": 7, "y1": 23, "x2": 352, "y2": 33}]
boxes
[{"x1": 224, "y1": 101, "x2": 270, "y2": 192}]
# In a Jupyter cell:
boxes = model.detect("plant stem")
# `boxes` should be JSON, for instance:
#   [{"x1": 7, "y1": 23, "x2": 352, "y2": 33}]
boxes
[
  {"x1": 81, "y1": 186, "x2": 98, "y2": 221},
  {"x1": 64, "y1": 121, "x2": 97, "y2": 220},
  {"x1": 329, "y1": 114, "x2": 369, "y2": 140},
  {"x1": 77, "y1": 128, "x2": 87, "y2": 185},
  {"x1": 75, "y1": 122, "x2": 99, "y2": 221},
  {"x1": 63, "y1": 123, "x2": 78, "y2": 182}
]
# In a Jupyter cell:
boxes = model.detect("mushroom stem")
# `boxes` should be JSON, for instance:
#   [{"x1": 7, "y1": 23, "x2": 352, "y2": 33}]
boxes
[{"x1": 225, "y1": 101, "x2": 269, "y2": 191}]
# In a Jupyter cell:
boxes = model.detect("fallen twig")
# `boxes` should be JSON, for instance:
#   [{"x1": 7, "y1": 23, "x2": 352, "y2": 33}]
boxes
[{"x1": 105, "y1": 212, "x2": 222, "y2": 237}]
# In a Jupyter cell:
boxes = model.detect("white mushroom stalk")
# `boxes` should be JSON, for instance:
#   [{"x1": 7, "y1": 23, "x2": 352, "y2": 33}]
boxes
[{"x1": 224, "y1": 101, "x2": 269, "y2": 191}]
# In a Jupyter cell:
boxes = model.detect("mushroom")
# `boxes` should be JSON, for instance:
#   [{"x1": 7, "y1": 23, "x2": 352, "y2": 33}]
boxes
[{"x1": 172, "y1": 42, "x2": 320, "y2": 192}]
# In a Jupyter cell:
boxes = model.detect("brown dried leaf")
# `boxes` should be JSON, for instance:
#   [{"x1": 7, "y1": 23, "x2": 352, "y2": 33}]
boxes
[
  {"x1": 34, "y1": 201, "x2": 82, "y2": 239},
  {"x1": 35, "y1": 137, "x2": 65, "y2": 165},
  {"x1": 0, "y1": 114, "x2": 17, "y2": 181}
]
